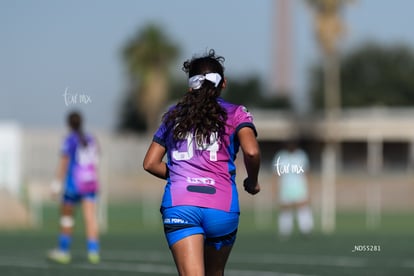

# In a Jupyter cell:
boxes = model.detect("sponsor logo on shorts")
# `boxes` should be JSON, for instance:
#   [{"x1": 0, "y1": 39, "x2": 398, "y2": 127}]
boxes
[{"x1": 164, "y1": 218, "x2": 188, "y2": 224}]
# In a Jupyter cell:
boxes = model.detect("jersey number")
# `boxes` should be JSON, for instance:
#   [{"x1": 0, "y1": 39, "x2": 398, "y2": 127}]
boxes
[
  {"x1": 76, "y1": 144, "x2": 99, "y2": 166},
  {"x1": 172, "y1": 133, "x2": 219, "y2": 161}
]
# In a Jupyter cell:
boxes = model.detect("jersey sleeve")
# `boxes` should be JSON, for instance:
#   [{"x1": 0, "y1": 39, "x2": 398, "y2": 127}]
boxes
[
  {"x1": 153, "y1": 121, "x2": 168, "y2": 148},
  {"x1": 234, "y1": 105, "x2": 257, "y2": 136},
  {"x1": 153, "y1": 105, "x2": 176, "y2": 147},
  {"x1": 60, "y1": 136, "x2": 73, "y2": 156}
]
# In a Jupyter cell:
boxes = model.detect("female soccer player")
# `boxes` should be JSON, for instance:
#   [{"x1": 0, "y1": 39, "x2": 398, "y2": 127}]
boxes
[
  {"x1": 143, "y1": 50, "x2": 261, "y2": 275},
  {"x1": 273, "y1": 141, "x2": 314, "y2": 239},
  {"x1": 48, "y1": 111, "x2": 100, "y2": 264}
]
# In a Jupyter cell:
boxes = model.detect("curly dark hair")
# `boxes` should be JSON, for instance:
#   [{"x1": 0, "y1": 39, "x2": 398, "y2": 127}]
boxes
[{"x1": 163, "y1": 49, "x2": 227, "y2": 146}]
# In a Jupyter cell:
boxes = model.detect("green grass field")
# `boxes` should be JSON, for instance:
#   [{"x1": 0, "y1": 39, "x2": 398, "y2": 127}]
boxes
[{"x1": 0, "y1": 203, "x2": 413, "y2": 276}]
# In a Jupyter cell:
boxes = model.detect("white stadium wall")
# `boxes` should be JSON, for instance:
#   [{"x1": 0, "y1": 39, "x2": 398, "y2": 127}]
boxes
[{"x1": 0, "y1": 122, "x2": 22, "y2": 197}]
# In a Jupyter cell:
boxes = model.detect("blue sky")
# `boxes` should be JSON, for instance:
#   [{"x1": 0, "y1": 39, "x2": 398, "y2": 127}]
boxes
[{"x1": 1, "y1": 0, "x2": 413, "y2": 130}]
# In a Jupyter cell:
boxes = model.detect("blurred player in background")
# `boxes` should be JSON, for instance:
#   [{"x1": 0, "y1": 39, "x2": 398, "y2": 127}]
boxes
[
  {"x1": 273, "y1": 140, "x2": 313, "y2": 239},
  {"x1": 48, "y1": 111, "x2": 100, "y2": 264},
  {"x1": 143, "y1": 49, "x2": 261, "y2": 275}
]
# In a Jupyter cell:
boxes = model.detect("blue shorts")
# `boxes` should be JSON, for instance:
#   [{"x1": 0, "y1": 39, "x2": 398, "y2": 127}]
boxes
[
  {"x1": 63, "y1": 192, "x2": 96, "y2": 205},
  {"x1": 161, "y1": 206, "x2": 239, "y2": 250}
]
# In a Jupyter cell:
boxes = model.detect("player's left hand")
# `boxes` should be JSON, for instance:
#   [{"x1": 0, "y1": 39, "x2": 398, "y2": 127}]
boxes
[{"x1": 243, "y1": 178, "x2": 260, "y2": 195}]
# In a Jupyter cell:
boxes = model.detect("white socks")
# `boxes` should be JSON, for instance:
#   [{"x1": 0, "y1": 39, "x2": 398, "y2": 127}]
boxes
[
  {"x1": 297, "y1": 206, "x2": 314, "y2": 235},
  {"x1": 278, "y1": 210, "x2": 294, "y2": 237},
  {"x1": 278, "y1": 206, "x2": 313, "y2": 236}
]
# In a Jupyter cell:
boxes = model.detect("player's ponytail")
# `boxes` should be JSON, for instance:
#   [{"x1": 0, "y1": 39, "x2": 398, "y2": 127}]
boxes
[{"x1": 67, "y1": 111, "x2": 88, "y2": 147}]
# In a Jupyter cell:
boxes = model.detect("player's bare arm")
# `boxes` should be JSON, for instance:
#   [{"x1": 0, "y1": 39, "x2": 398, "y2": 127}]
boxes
[
  {"x1": 238, "y1": 127, "x2": 261, "y2": 195},
  {"x1": 143, "y1": 141, "x2": 168, "y2": 180},
  {"x1": 57, "y1": 155, "x2": 69, "y2": 182}
]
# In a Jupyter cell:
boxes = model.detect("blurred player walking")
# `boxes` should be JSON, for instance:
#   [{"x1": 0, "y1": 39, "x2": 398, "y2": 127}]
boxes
[{"x1": 48, "y1": 111, "x2": 100, "y2": 264}]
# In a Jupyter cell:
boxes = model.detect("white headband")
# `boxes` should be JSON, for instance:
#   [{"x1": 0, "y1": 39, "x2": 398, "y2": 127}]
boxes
[{"x1": 188, "y1": 73, "x2": 222, "y2": 89}]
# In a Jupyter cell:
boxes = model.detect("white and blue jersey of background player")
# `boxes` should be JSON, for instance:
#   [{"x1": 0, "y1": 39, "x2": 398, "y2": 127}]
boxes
[{"x1": 61, "y1": 132, "x2": 99, "y2": 204}]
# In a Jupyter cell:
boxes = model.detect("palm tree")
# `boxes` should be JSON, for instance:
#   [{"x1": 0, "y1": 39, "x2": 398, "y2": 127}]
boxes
[
  {"x1": 306, "y1": 0, "x2": 350, "y2": 234},
  {"x1": 306, "y1": 0, "x2": 348, "y2": 114},
  {"x1": 123, "y1": 24, "x2": 179, "y2": 133}
]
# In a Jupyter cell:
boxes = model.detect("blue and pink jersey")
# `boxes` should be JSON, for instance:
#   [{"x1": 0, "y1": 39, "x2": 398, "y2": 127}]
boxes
[
  {"x1": 61, "y1": 132, "x2": 99, "y2": 196},
  {"x1": 153, "y1": 98, "x2": 257, "y2": 212}
]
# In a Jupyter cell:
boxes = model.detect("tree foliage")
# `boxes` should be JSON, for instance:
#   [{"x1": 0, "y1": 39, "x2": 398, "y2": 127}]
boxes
[
  {"x1": 310, "y1": 42, "x2": 414, "y2": 109},
  {"x1": 118, "y1": 24, "x2": 179, "y2": 133}
]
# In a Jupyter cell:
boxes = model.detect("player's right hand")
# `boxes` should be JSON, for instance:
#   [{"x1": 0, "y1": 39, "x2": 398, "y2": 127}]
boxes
[
  {"x1": 50, "y1": 179, "x2": 62, "y2": 199},
  {"x1": 243, "y1": 178, "x2": 260, "y2": 195}
]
